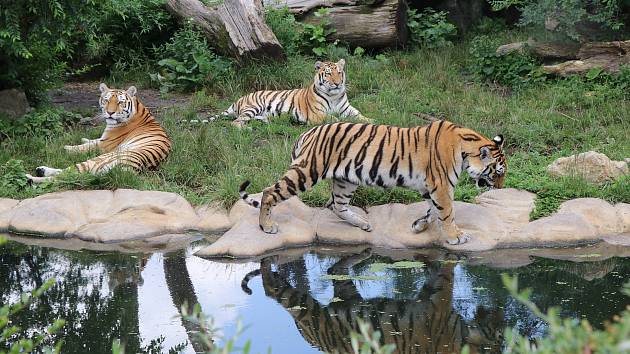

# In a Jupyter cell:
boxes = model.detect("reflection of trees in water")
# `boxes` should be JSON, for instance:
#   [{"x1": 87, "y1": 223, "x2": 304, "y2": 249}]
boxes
[
  {"x1": 0, "y1": 242, "x2": 143, "y2": 353},
  {"x1": 163, "y1": 251, "x2": 210, "y2": 353},
  {"x1": 466, "y1": 256, "x2": 630, "y2": 330},
  {"x1": 244, "y1": 249, "x2": 505, "y2": 354}
]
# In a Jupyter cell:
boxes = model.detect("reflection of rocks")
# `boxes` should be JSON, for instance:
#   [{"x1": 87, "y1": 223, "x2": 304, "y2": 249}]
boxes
[
  {"x1": 0, "y1": 189, "x2": 230, "y2": 245},
  {"x1": 242, "y1": 251, "x2": 504, "y2": 353},
  {"x1": 547, "y1": 151, "x2": 628, "y2": 183},
  {"x1": 197, "y1": 188, "x2": 629, "y2": 258}
]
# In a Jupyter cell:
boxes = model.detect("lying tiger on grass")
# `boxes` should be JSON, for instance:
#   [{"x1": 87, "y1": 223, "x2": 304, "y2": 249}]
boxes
[
  {"x1": 209, "y1": 59, "x2": 370, "y2": 127},
  {"x1": 240, "y1": 120, "x2": 507, "y2": 245},
  {"x1": 26, "y1": 83, "x2": 172, "y2": 183}
]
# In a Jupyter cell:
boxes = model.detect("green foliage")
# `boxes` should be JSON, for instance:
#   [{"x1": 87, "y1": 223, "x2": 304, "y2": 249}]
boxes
[
  {"x1": 350, "y1": 320, "x2": 396, "y2": 354},
  {"x1": 0, "y1": 107, "x2": 81, "y2": 138},
  {"x1": 265, "y1": 6, "x2": 302, "y2": 55},
  {"x1": 299, "y1": 8, "x2": 337, "y2": 57},
  {"x1": 488, "y1": 0, "x2": 626, "y2": 41},
  {"x1": 180, "y1": 303, "x2": 252, "y2": 353},
  {"x1": 151, "y1": 23, "x2": 232, "y2": 93},
  {"x1": 0, "y1": 0, "x2": 174, "y2": 104},
  {"x1": 0, "y1": 159, "x2": 28, "y2": 195},
  {"x1": 407, "y1": 8, "x2": 457, "y2": 49},
  {"x1": 0, "y1": 278, "x2": 65, "y2": 354},
  {"x1": 500, "y1": 274, "x2": 630, "y2": 353},
  {"x1": 468, "y1": 35, "x2": 545, "y2": 87}
]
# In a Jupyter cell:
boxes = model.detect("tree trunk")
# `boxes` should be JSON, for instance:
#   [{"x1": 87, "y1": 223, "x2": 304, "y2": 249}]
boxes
[
  {"x1": 271, "y1": 0, "x2": 408, "y2": 49},
  {"x1": 165, "y1": 0, "x2": 285, "y2": 61}
]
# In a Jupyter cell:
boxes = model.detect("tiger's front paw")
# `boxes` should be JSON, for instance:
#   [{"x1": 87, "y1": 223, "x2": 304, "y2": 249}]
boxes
[
  {"x1": 446, "y1": 233, "x2": 471, "y2": 245},
  {"x1": 358, "y1": 115, "x2": 374, "y2": 123},
  {"x1": 231, "y1": 120, "x2": 246, "y2": 128},
  {"x1": 260, "y1": 221, "x2": 279, "y2": 234}
]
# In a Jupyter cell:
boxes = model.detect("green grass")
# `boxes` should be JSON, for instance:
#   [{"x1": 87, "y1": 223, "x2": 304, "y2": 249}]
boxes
[{"x1": 1, "y1": 38, "x2": 628, "y2": 218}]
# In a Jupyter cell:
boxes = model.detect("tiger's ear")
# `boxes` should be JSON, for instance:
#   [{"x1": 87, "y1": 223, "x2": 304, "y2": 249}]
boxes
[
  {"x1": 493, "y1": 135, "x2": 504, "y2": 148},
  {"x1": 480, "y1": 146, "x2": 492, "y2": 162},
  {"x1": 99, "y1": 83, "x2": 109, "y2": 93},
  {"x1": 126, "y1": 86, "x2": 137, "y2": 97},
  {"x1": 336, "y1": 58, "x2": 346, "y2": 71},
  {"x1": 314, "y1": 61, "x2": 323, "y2": 70}
]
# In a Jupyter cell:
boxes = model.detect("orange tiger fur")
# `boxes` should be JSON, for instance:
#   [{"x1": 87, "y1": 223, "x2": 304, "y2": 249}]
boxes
[
  {"x1": 211, "y1": 59, "x2": 369, "y2": 127},
  {"x1": 27, "y1": 84, "x2": 171, "y2": 183},
  {"x1": 239, "y1": 120, "x2": 506, "y2": 245}
]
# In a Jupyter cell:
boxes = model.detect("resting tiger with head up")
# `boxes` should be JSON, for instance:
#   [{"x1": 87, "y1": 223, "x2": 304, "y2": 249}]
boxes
[
  {"x1": 210, "y1": 59, "x2": 369, "y2": 127},
  {"x1": 239, "y1": 120, "x2": 506, "y2": 245},
  {"x1": 26, "y1": 83, "x2": 171, "y2": 183}
]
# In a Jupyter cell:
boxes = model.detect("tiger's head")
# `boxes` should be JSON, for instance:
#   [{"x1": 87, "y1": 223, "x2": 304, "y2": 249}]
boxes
[
  {"x1": 99, "y1": 83, "x2": 138, "y2": 126},
  {"x1": 313, "y1": 59, "x2": 346, "y2": 96},
  {"x1": 464, "y1": 135, "x2": 507, "y2": 189}
]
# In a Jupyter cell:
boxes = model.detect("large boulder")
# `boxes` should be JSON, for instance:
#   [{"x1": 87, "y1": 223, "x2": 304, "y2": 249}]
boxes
[
  {"x1": 547, "y1": 151, "x2": 628, "y2": 184},
  {"x1": 1, "y1": 189, "x2": 231, "y2": 243},
  {"x1": 0, "y1": 89, "x2": 31, "y2": 120}
]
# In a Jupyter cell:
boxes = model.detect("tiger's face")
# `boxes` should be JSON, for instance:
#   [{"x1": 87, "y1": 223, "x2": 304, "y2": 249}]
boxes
[
  {"x1": 314, "y1": 59, "x2": 346, "y2": 95},
  {"x1": 99, "y1": 83, "x2": 137, "y2": 126},
  {"x1": 464, "y1": 135, "x2": 507, "y2": 189}
]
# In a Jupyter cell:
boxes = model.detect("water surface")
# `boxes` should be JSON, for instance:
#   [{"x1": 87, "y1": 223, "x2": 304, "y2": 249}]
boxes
[{"x1": 1, "y1": 239, "x2": 629, "y2": 353}]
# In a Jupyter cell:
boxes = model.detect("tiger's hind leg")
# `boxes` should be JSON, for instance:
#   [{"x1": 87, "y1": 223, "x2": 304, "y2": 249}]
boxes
[
  {"x1": 25, "y1": 166, "x2": 63, "y2": 184},
  {"x1": 412, "y1": 206, "x2": 436, "y2": 233},
  {"x1": 259, "y1": 166, "x2": 318, "y2": 234},
  {"x1": 329, "y1": 180, "x2": 372, "y2": 232}
]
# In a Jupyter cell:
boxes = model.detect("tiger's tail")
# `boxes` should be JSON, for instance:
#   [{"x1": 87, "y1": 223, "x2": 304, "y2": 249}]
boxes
[
  {"x1": 240, "y1": 268, "x2": 262, "y2": 295},
  {"x1": 179, "y1": 105, "x2": 235, "y2": 124},
  {"x1": 239, "y1": 180, "x2": 261, "y2": 208}
]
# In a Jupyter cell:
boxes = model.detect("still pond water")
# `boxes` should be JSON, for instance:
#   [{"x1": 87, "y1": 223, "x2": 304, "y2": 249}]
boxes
[{"x1": 1, "y1": 238, "x2": 629, "y2": 354}]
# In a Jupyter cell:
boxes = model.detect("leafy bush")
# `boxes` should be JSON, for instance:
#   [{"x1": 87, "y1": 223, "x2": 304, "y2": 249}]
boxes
[
  {"x1": 0, "y1": 0, "x2": 175, "y2": 104},
  {"x1": 298, "y1": 8, "x2": 338, "y2": 57},
  {"x1": 151, "y1": 23, "x2": 232, "y2": 93},
  {"x1": 265, "y1": 6, "x2": 302, "y2": 55},
  {"x1": 407, "y1": 8, "x2": 457, "y2": 49},
  {"x1": 468, "y1": 35, "x2": 544, "y2": 86},
  {"x1": 0, "y1": 159, "x2": 29, "y2": 195},
  {"x1": 500, "y1": 274, "x2": 630, "y2": 353},
  {"x1": 0, "y1": 276, "x2": 65, "y2": 354},
  {"x1": 0, "y1": 107, "x2": 81, "y2": 138},
  {"x1": 488, "y1": 0, "x2": 626, "y2": 41}
]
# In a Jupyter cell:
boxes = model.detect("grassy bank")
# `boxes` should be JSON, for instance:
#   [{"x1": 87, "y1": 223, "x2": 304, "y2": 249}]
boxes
[{"x1": 1, "y1": 40, "x2": 628, "y2": 219}]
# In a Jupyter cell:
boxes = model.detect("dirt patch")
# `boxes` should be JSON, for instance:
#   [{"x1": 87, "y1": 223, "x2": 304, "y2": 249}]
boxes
[{"x1": 48, "y1": 81, "x2": 191, "y2": 116}]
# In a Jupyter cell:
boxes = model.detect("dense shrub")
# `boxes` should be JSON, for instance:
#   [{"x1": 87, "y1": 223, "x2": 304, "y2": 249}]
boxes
[
  {"x1": 298, "y1": 8, "x2": 339, "y2": 57},
  {"x1": 151, "y1": 23, "x2": 232, "y2": 93},
  {"x1": 407, "y1": 8, "x2": 457, "y2": 49},
  {"x1": 265, "y1": 6, "x2": 302, "y2": 55},
  {"x1": 468, "y1": 35, "x2": 544, "y2": 86},
  {"x1": 0, "y1": 107, "x2": 82, "y2": 138},
  {"x1": 0, "y1": 0, "x2": 174, "y2": 104},
  {"x1": 488, "y1": 0, "x2": 627, "y2": 41}
]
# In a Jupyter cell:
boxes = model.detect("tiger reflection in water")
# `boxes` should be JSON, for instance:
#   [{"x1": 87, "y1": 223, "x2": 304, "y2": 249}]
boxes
[{"x1": 241, "y1": 250, "x2": 504, "y2": 354}]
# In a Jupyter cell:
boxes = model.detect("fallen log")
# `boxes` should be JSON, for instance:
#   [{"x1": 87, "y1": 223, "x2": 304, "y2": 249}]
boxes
[
  {"x1": 165, "y1": 0, "x2": 285, "y2": 61},
  {"x1": 268, "y1": 0, "x2": 408, "y2": 49},
  {"x1": 543, "y1": 40, "x2": 630, "y2": 76}
]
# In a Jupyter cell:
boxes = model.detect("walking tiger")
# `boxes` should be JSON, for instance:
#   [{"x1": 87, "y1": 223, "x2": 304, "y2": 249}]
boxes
[{"x1": 239, "y1": 120, "x2": 506, "y2": 245}]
